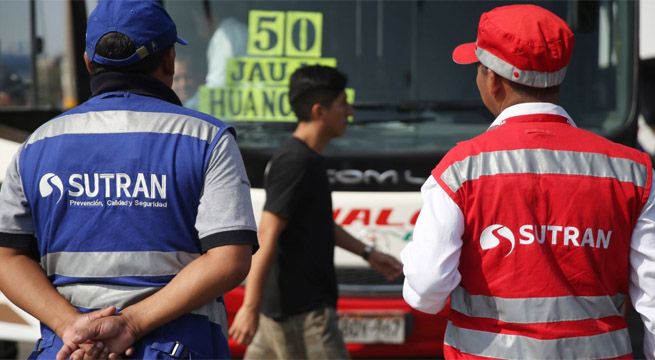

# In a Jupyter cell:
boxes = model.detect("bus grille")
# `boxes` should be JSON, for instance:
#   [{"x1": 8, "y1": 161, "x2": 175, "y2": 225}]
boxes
[{"x1": 336, "y1": 267, "x2": 403, "y2": 296}]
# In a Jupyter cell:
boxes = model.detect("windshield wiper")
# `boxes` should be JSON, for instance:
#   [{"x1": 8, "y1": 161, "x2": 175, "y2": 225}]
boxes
[
  {"x1": 354, "y1": 100, "x2": 487, "y2": 113},
  {"x1": 350, "y1": 100, "x2": 488, "y2": 125},
  {"x1": 350, "y1": 116, "x2": 438, "y2": 125}
]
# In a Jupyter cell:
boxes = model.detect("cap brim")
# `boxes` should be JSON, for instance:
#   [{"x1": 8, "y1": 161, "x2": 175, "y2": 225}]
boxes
[
  {"x1": 452, "y1": 42, "x2": 478, "y2": 64},
  {"x1": 176, "y1": 36, "x2": 188, "y2": 46}
]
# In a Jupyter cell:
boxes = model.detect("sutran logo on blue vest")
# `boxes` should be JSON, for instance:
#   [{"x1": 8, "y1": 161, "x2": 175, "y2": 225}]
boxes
[
  {"x1": 39, "y1": 173, "x2": 64, "y2": 204},
  {"x1": 37, "y1": 172, "x2": 168, "y2": 208}
]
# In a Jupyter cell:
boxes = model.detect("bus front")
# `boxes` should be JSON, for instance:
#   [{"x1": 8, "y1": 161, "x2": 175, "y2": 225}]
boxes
[{"x1": 164, "y1": 0, "x2": 637, "y2": 357}]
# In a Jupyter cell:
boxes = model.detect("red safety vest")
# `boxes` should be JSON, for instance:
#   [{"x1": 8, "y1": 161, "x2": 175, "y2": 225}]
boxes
[{"x1": 431, "y1": 114, "x2": 652, "y2": 359}]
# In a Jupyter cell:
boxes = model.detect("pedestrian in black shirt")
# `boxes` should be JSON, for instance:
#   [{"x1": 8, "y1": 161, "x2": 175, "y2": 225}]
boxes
[{"x1": 229, "y1": 65, "x2": 403, "y2": 359}]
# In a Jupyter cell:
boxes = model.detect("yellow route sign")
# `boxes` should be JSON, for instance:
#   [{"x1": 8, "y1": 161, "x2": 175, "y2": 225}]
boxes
[
  {"x1": 226, "y1": 57, "x2": 336, "y2": 86},
  {"x1": 201, "y1": 9, "x2": 353, "y2": 122},
  {"x1": 247, "y1": 10, "x2": 323, "y2": 58},
  {"x1": 200, "y1": 87, "x2": 355, "y2": 123},
  {"x1": 285, "y1": 12, "x2": 323, "y2": 58},
  {"x1": 247, "y1": 10, "x2": 285, "y2": 57}
]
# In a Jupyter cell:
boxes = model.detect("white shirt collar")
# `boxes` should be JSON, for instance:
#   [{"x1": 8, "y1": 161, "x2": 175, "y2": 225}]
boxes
[{"x1": 488, "y1": 102, "x2": 576, "y2": 130}]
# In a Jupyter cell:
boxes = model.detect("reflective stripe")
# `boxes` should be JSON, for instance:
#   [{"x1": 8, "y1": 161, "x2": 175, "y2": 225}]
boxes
[
  {"x1": 445, "y1": 322, "x2": 631, "y2": 359},
  {"x1": 57, "y1": 284, "x2": 227, "y2": 327},
  {"x1": 451, "y1": 287, "x2": 624, "y2": 323},
  {"x1": 42, "y1": 251, "x2": 199, "y2": 278},
  {"x1": 477, "y1": 47, "x2": 568, "y2": 88},
  {"x1": 27, "y1": 110, "x2": 220, "y2": 146},
  {"x1": 58, "y1": 283, "x2": 160, "y2": 309},
  {"x1": 441, "y1": 149, "x2": 647, "y2": 193}
]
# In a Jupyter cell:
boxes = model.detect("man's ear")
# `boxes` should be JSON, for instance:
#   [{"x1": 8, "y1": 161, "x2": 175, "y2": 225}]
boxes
[
  {"x1": 488, "y1": 70, "x2": 504, "y2": 98},
  {"x1": 309, "y1": 102, "x2": 324, "y2": 122},
  {"x1": 83, "y1": 52, "x2": 93, "y2": 74},
  {"x1": 162, "y1": 47, "x2": 176, "y2": 76}
]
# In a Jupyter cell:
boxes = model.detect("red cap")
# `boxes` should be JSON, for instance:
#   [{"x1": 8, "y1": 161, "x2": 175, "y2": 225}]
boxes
[{"x1": 452, "y1": 5, "x2": 574, "y2": 88}]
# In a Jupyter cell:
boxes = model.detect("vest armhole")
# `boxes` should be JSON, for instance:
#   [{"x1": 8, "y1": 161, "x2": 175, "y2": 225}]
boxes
[
  {"x1": 434, "y1": 174, "x2": 465, "y2": 213},
  {"x1": 641, "y1": 153, "x2": 654, "y2": 212}
]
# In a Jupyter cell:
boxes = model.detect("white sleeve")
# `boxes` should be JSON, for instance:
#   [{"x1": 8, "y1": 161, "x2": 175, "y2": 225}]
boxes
[
  {"x1": 205, "y1": 18, "x2": 247, "y2": 88},
  {"x1": 205, "y1": 27, "x2": 233, "y2": 87},
  {"x1": 0, "y1": 146, "x2": 34, "y2": 235},
  {"x1": 195, "y1": 132, "x2": 257, "y2": 250},
  {"x1": 401, "y1": 175, "x2": 464, "y2": 314},
  {"x1": 630, "y1": 170, "x2": 655, "y2": 360}
]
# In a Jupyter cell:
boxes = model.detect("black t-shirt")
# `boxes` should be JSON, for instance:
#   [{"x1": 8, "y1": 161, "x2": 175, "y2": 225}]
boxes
[{"x1": 261, "y1": 137, "x2": 337, "y2": 319}]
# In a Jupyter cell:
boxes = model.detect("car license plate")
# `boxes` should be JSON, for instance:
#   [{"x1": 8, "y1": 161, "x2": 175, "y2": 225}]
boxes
[{"x1": 338, "y1": 311, "x2": 405, "y2": 344}]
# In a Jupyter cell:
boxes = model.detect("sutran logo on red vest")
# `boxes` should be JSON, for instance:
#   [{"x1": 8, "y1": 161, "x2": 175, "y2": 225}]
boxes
[{"x1": 480, "y1": 224, "x2": 613, "y2": 255}]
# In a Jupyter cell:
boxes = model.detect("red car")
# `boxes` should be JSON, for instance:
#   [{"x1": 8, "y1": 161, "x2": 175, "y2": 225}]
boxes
[{"x1": 225, "y1": 276, "x2": 449, "y2": 358}]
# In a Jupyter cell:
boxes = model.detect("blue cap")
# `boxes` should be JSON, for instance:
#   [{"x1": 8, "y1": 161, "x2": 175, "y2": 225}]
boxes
[{"x1": 86, "y1": 0, "x2": 188, "y2": 67}]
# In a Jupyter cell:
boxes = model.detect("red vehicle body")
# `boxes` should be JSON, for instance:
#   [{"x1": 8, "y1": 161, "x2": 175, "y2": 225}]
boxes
[{"x1": 225, "y1": 287, "x2": 449, "y2": 358}]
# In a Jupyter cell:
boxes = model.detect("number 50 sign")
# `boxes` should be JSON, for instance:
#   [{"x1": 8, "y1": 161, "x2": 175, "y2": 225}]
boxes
[{"x1": 247, "y1": 10, "x2": 323, "y2": 58}]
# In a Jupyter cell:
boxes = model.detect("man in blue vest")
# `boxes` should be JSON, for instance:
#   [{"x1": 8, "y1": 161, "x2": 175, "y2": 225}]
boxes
[{"x1": 0, "y1": 0, "x2": 258, "y2": 359}]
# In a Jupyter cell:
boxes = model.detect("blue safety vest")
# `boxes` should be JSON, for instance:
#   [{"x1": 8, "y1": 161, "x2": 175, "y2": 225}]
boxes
[{"x1": 20, "y1": 90, "x2": 233, "y2": 359}]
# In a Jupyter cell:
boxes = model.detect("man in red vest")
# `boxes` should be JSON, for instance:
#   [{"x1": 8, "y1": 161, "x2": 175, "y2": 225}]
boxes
[{"x1": 402, "y1": 4, "x2": 655, "y2": 359}]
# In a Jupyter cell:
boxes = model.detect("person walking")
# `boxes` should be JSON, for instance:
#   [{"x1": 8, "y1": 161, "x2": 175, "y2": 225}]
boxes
[
  {"x1": 0, "y1": 0, "x2": 258, "y2": 358},
  {"x1": 402, "y1": 4, "x2": 655, "y2": 359},
  {"x1": 229, "y1": 65, "x2": 403, "y2": 359}
]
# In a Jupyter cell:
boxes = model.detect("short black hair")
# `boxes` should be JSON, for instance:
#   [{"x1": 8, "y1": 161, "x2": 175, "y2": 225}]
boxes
[
  {"x1": 288, "y1": 65, "x2": 347, "y2": 122},
  {"x1": 88, "y1": 32, "x2": 170, "y2": 76}
]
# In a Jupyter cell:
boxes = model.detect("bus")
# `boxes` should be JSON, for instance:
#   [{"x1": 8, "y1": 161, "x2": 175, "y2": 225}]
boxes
[{"x1": 0, "y1": 0, "x2": 641, "y2": 358}]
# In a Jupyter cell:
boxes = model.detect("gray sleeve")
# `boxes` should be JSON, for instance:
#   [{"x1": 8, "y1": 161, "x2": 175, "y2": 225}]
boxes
[
  {"x1": 0, "y1": 146, "x2": 37, "y2": 250},
  {"x1": 196, "y1": 132, "x2": 258, "y2": 252}
]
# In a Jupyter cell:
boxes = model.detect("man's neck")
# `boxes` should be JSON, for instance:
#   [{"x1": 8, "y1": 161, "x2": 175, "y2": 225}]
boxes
[
  {"x1": 292, "y1": 121, "x2": 330, "y2": 153},
  {"x1": 493, "y1": 80, "x2": 559, "y2": 116},
  {"x1": 496, "y1": 96, "x2": 559, "y2": 116},
  {"x1": 89, "y1": 72, "x2": 182, "y2": 105}
]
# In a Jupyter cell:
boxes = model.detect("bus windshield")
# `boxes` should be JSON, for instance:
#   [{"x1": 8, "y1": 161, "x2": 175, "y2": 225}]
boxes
[{"x1": 166, "y1": 1, "x2": 633, "y2": 155}]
